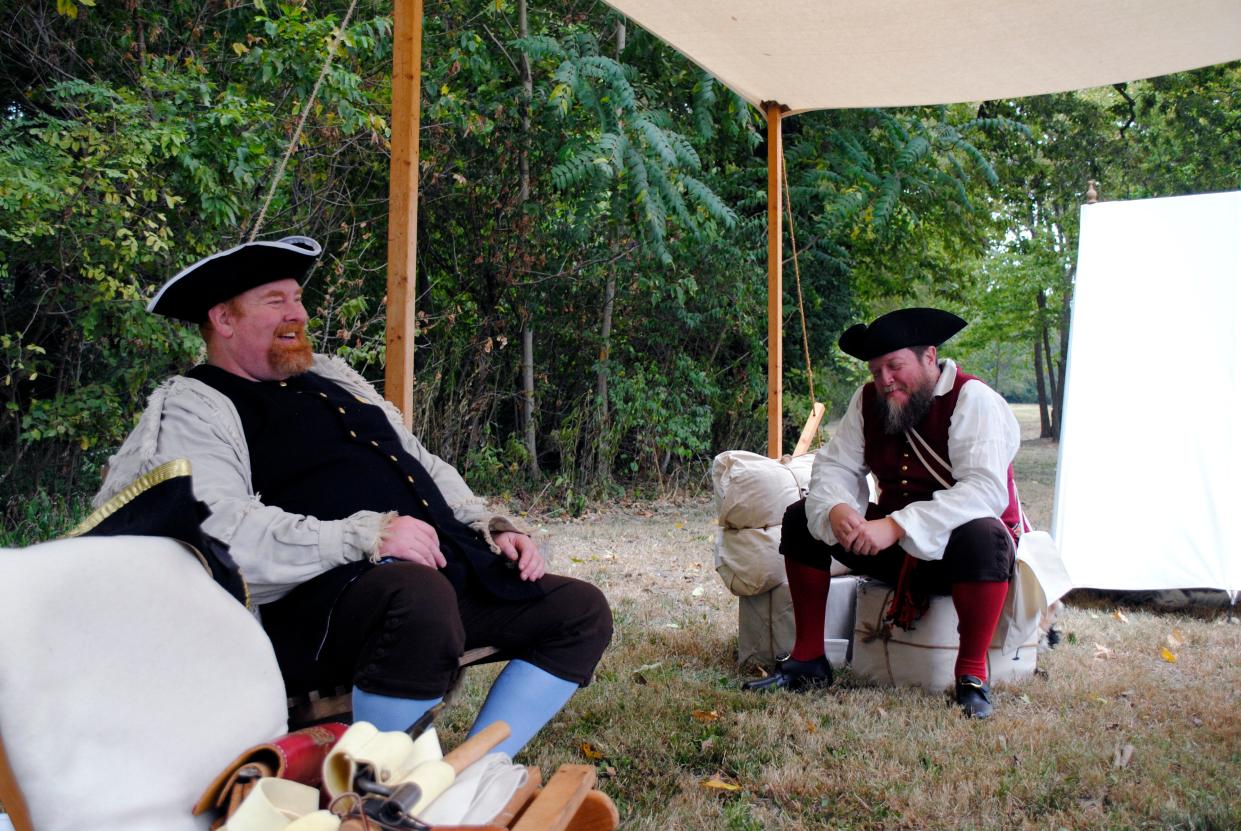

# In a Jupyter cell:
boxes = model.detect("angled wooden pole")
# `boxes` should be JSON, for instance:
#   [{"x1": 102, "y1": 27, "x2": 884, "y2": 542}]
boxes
[
  {"x1": 385, "y1": 0, "x2": 423, "y2": 427},
  {"x1": 765, "y1": 101, "x2": 784, "y2": 458}
]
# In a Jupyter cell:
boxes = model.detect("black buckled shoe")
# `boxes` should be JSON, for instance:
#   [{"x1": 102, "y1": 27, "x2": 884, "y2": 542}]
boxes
[
  {"x1": 743, "y1": 655, "x2": 833, "y2": 693},
  {"x1": 955, "y1": 675, "x2": 993, "y2": 719}
]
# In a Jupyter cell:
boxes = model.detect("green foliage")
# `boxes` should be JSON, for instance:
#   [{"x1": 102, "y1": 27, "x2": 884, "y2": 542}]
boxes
[{"x1": 1, "y1": 0, "x2": 1235, "y2": 526}]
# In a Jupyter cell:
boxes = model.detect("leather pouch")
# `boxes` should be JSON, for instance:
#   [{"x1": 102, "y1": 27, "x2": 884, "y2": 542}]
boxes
[{"x1": 195, "y1": 723, "x2": 350, "y2": 827}]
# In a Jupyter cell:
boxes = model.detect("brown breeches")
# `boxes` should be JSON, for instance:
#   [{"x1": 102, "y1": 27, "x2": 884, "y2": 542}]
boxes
[
  {"x1": 779, "y1": 498, "x2": 1014, "y2": 590},
  {"x1": 261, "y1": 563, "x2": 613, "y2": 699}
]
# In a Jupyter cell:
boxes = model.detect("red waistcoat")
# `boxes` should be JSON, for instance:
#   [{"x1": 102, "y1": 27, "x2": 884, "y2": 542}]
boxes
[{"x1": 860, "y1": 367, "x2": 1024, "y2": 540}]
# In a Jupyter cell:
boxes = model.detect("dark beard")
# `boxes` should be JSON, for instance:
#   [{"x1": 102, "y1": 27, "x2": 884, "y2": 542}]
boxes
[
  {"x1": 268, "y1": 327, "x2": 313, "y2": 378},
  {"x1": 878, "y1": 383, "x2": 935, "y2": 435}
]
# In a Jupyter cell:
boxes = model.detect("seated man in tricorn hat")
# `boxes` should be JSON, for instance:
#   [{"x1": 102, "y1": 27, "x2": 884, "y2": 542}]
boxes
[
  {"x1": 744, "y1": 308, "x2": 1024, "y2": 718},
  {"x1": 95, "y1": 236, "x2": 612, "y2": 755}
]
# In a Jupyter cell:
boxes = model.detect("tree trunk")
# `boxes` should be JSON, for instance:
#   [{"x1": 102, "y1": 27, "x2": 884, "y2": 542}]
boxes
[
  {"x1": 1034, "y1": 289, "x2": 1055, "y2": 439},
  {"x1": 1033, "y1": 325, "x2": 1052, "y2": 439},
  {"x1": 592, "y1": 18, "x2": 624, "y2": 479},
  {"x1": 517, "y1": 0, "x2": 539, "y2": 477},
  {"x1": 1052, "y1": 265, "x2": 1074, "y2": 441},
  {"x1": 521, "y1": 320, "x2": 538, "y2": 477}
]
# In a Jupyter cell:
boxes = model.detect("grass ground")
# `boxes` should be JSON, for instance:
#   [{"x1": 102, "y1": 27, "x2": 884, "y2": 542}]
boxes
[
  {"x1": 442, "y1": 403, "x2": 1241, "y2": 830},
  {"x1": 4, "y1": 405, "x2": 1237, "y2": 828}
]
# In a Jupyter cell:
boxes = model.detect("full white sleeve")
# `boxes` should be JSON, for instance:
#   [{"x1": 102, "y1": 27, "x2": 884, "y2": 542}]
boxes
[{"x1": 804, "y1": 387, "x2": 871, "y2": 545}]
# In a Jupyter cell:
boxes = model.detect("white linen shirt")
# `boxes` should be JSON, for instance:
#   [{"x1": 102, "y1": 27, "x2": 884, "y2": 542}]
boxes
[
  {"x1": 94, "y1": 354, "x2": 529, "y2": 605},
  {"x1": 804, "y1": 360, "x2": 1020, "y2": 561}
]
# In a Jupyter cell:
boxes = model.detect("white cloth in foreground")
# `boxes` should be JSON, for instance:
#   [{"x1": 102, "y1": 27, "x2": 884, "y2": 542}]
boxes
[{"x1": 0, "y1": 536, "x2": 287, "y2": 831}]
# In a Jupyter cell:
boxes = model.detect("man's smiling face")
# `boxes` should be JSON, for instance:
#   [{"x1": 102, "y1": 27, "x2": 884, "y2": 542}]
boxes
[{"x1": 208, "y1": 278, "x2": 312, "y2": 381}]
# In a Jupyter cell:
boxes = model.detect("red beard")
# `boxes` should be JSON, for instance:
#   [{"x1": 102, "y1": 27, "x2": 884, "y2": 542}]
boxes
[{"x1": 268, "y1": 323, "x2": 313, "y2": 378}]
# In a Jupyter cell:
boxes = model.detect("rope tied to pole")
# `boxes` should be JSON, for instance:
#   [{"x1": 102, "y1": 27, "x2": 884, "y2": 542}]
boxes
[
  {"x1": 246, "y1": 0, "x2": 363, "y2": 242},
  {"x1": 780, "y1": 145, "x2": 815, "y2": 406}
]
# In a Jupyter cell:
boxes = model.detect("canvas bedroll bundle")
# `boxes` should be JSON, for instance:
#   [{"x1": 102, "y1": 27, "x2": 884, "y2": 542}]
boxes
[{"x1": 711, "y1": 450, "x2": 814, "y2": 596}]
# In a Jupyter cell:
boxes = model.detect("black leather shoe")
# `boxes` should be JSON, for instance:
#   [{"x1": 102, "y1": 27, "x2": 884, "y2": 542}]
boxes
[
  {"x1": 742, "y1": 655, "x2": 833, "y2": 693},
  {"x1": 955, "y1": 675, "x2": 993, "y2": 719}
]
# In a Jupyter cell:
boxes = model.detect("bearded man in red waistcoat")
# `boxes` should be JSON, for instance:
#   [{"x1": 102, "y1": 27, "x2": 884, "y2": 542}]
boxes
[{"x1": 744, "y1": 308, "x2": 1023, "y2": 718}]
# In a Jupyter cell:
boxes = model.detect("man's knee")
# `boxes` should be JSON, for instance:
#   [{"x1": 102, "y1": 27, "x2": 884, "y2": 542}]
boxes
[
  {"x1": 547, "y1": 578, "x2": 613, "y2": 654},
  {"x1": 345, "y1": 564, "x2": 465, "y2": 696},
  {"x1": 779, "y1": 498, "x2": 817, "y2": 557},
  {"x1": 365, "y1": 563, "x2": 465, "y2": 646},
  {"x1": 944, "y1": 518, "x2": 1014, "y2": 583}
]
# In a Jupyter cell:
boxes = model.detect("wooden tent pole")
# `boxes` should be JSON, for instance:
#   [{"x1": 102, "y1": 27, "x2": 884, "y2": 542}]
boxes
[
  {"x1": 384, "y1": 0, "x2": 424, "y2": 427},
  {"x1": 765, "y1": 101, "x2": 784, "y2": 458}
]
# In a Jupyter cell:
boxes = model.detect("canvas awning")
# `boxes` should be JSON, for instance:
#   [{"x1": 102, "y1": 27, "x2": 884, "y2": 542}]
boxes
[{"x1": 598, "y1": 0, "x2": 1241, "y2": 113}]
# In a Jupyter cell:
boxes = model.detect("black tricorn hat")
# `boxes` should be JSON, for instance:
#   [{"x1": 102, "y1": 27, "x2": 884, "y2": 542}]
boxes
[
  {"x1": 838, "y1": 307, "x2": 966, "y2": 361},
  {"x1": 147, "y1": 235, "x2": 322, "y2": 323}
]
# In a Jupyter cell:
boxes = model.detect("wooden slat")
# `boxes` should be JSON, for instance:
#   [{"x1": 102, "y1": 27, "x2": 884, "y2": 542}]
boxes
[
  {"x1": 0, "y1": 729, "x2": 35, "y2": 831},
  {"x1": 384, "y1": 0, "x2": 424, "y2": 427},
  {"x1": 792, "y1": 401, "x2": 825, "y2": 456},
  {"x1": 509, "y1": 765, "x2": 598, "y2": 831},
  {"x1": 765, "y1": 101, "x2": 784, "y2": 459},
  {"x1": 288, "y1": 645, "x2": 503, "y2": 726}
]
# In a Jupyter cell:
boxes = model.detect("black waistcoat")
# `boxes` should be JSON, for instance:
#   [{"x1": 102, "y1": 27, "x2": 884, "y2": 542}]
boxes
[{"x1": 187, "y1": 365, "x2": 541, "y2": 602}]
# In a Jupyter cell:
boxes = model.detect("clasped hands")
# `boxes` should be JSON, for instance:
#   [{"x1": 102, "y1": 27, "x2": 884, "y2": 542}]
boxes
[
  {"x1": 828, "y1": 504, "x2": 904, "y2": 556},
  {"x1": 378, "y1": 515, "x2": 547, "y2": 581}
]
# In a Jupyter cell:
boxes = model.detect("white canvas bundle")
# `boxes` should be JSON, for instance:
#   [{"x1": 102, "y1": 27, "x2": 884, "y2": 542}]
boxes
[
  {"x1": 851, "y1": 579, "x2": 1038, "y2": 691},
  {"x1": 711, "y1": 450, "x2": 813, "y2": 530},
  {"x1": 714, "y1": 526, "x2": 785, "y2": 596}
]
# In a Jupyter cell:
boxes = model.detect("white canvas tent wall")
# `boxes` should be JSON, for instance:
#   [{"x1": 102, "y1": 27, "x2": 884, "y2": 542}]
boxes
[{"x1": 1053, "y1": 191, "x2": 1241, "y2": 598}]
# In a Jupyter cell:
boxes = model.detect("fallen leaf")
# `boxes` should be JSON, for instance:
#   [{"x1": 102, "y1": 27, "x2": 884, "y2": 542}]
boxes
[
  {"x1": 1167, "y1": 629, "x2": 1185, "y2": 648},
  {"x1": 579, "y1": 742, "x2": 604, "y2": 760},
  {"x1": 1092, "y1": 696, "x2": 1109, "y2": 704},
  {"x1": 1093, "y1": 643, "x2": 1113, "y2": 660},
  {"x1": 691, "y1": 709, "x2": 720, "y2": 723},
  {"x1": 1114, "y1": 610, "x2": 1129, "y2": 623},
  {"x1": 701, "y1": 775, "x2": 741, "y2": 792},
  {"x1": 1160, "y1": 647, "x2": 1178, "y2": 663},
  {"x1": 1112, "y1": 743, "x2": 1135, "y2": 768},
  {"x1": 674, "y1": 521, "x2": 685, "y2": 529},
  {"x1": 805, "y1": 721, "x2": 817, "y2": 733}
]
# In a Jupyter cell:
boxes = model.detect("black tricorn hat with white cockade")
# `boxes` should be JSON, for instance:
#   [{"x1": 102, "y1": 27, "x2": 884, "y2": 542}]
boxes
[
  {"x1": 838, "y1": 307, "x2": 967, "y2": 361},
  {"x1": 147, "y1": 236, "x2": 322, "y2": 323}
]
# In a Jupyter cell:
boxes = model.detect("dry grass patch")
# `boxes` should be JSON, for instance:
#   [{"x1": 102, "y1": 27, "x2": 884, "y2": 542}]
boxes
[
  {"x1": 442, "y1": 498, "x2": 1240, "y2": 829},
  {"x1": 438, "y1": 417, "x2": 1240, "y2": 829}
]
